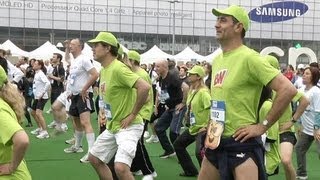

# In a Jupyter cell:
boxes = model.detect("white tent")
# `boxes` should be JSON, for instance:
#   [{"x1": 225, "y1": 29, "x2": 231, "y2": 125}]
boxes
[
  {"x1": 205, "y1": 48, "x2": 222, "y2": 62},
  {"x1": 29, "y1": 41, "x2": 64, "y2": 60},
  {"x1": 173, "y1": 46, "x2": 205, "y2": 62},
  {"x1": 140, "y1": 45, "x2": 173, "y2": 64},
  {"x1": 1, "y1": 40, "x2": 29, "y2": 57}
]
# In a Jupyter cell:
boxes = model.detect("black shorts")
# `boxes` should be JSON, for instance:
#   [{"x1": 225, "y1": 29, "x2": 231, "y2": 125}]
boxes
[
  {"x1": 280, "y1": 131, "x2": 297, "y2": 145},
  {"x1": 31, "y1": 99, "x2": 48, "y2": 111},
  {"x1": 205, "y1": 137, "x2": 262, "y2": 172},
  {"x1": 51, "y1": 88, "x2": 64, "y2": 104},
  {"x1": 149, "y1": 103, "x2": 166, "y2": 123},
  {"x1": 69, "y1": 92, "x2": 95, "y2": 117}
]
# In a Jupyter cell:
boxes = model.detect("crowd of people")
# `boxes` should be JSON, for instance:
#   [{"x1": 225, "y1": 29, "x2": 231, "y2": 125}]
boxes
[{"x1": 0, "y1": 4, "x2": 320, "y2": 180}]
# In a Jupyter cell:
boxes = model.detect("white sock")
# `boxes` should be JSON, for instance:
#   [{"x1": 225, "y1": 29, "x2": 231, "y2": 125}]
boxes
[
  {"x1": 86, "y1": 132, "x2": 95, "y2": 151},
  {"x1": 75, "y1": 130, "x2": 84, "y2": 148}
]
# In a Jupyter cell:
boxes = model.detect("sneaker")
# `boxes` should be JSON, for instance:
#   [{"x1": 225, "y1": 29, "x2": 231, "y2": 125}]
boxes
[
  {"x1": 146, "y1": 135, "x2": 159, "y2": 143},
  {"x1": 55, "y1": 123, "x2": 68, "y2": 133},
  {"x1": 159, "y1": 151, "x2": 176, "y2": 159},
  {"x1": 142, "y1": 174, "x2": 154, "y2": 180},
  {"x1": 47, "y1": 121, "x2": 57, "y2": 129},
  {"x1": 61, "y1": 123, "x2": 68, "y2": 131},
  {"x1": 36, "y1": 131, "x2": 50, "y2": 139},
  {"x1": 46, "y1": 108, "x2": 52, "y2": 114},
  {"x1": 296, "y1": 175, "x2": 308, "y2": 180},
  {"x1": 144, "y1": 131, "x2": 150, "y2": 139},
  {"x1": 31, "y1": 128, "x2": 41, "y2": 135},
  {"x1": 80, "y1": 153, "x2": 89, "y2": 163},
  {"x1": 65, "y1": 137, "x2": 75, "y2": 145},
  {"x1": 132, "y1": 170, "x2": 143, "y2": 176},
  {"x1": 64, "y1": 145, "x2": 84, "y2": 153}
]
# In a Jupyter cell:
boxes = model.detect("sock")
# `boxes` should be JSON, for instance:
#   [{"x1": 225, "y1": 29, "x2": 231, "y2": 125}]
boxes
[
  {"x1": 86, "y1": 132, "x2": 95, "y2": 151},
  {"x1": 75, "y1": 130, "x2": 84, "y2": 148}
]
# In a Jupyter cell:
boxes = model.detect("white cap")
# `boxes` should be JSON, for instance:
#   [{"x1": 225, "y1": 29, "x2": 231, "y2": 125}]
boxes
[{"x1": 297, "y1": 64, "x2": 304, "y2": 69}]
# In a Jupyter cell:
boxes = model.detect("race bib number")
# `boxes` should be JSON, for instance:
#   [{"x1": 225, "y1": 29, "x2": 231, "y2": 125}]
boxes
[
  {"x1": 210, "y1": 100, "x2": 226, "y2": 123},
  {"x1": 69, "y1": 74, "x2": 76, "y2": 85},
  {"x1": 190, "y1": 112, "x2": 196, "y2": 126}
]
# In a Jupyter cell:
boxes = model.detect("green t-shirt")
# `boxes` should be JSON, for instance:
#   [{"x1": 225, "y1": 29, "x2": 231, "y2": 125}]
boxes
[
  {"x1": 187, "y1": 87, "x2": 211, "y2": 135},
  {"x1": 0, "y1": 99, "x2": 32, "y2": 180},
  {"x1": 259, "y1": 100, "x2": 281, "y2": 175},
  {"x1": 273, "y1": 91, "x2": 303, "y2": 133},
  {"x1": 135, "y1": 68, "x2": 154, "y2": 121},
  {"x1": 211, "y1": 45, "x2": 279, "y2": 137},
  {"x1": 99, "y1": 60, "x2": 143, "y2": 133}
]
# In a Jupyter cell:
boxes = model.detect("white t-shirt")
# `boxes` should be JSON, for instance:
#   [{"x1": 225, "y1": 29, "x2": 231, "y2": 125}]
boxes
[
  {"x1": 299, "y1": 86, "x2": 320, "y2": 136},
  {"x1": 294, "y1": 76, "x2": 304, "y2": 89},
  {"x1": 7, "y1": 60, "x2": 23, "y2": 83},
  {"x1": 69, "y1": 54, "x2": 95, "y2": 95},
  {"x1": 33, "y1": 70, "x2": 51, "y2": 99}
]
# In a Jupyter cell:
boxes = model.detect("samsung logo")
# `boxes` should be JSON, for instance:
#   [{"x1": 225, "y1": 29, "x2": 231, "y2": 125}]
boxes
[{"x1": 249, "y1": 1, "x2": 308, "y2": 23}]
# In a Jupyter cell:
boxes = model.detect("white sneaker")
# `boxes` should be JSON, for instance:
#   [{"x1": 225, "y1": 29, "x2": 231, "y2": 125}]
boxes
[
  {"x1": 55, "y1": 123, "x2": 68, "y2": 133},
  {"x1": 296, "y1": 175, "x2": 308, "y2": 180},
  {"x1": 152, "y1": 171, "x2": 157, "y2": 177},
  {"x1": 36, "y1": 131, "x2": 49, "y2": 139},
  {"x1": 61, "y1": 123, "x2": 68, "y2": 131},
  {"x1": 31, "y1": 128, "x2": 41, "y2": 135},
  {"x1": 146, "y1": 135, "x2": 159, "y2": 143},
  {"x1": 142, "y1": 174, "x2": 154, "y2": 180},
  {"x1": 80, "y1": 153, "x2": 89, "y2": 163},
  {"x1": 132, "y1": 170, "x2": 143, "y2": 176},
  {"x1": 47, "y1": 121, "x2": 56, "y2": 129},
  {"x1": 46, "y1": 108, "x2": 52, "y2": 114},
  {"x1": 64, "y1": 145, "x2": 84, "y2": 153},
  {"x1": 65, "y1": 137, "x2": 75, "y2": 145},
  {"x1": 144, "y1": 131, "x2": 150, "y2": 139}
]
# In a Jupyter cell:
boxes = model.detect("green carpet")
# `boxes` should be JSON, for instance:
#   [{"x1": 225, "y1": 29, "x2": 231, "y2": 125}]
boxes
[{"x1": 24, "y1": 108, "x2": 319, "y2": 180}]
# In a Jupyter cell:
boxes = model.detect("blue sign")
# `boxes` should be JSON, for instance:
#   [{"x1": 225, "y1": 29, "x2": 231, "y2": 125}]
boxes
[{"x1": 249, "y1": 1, "x2": 308, "y2": 23}]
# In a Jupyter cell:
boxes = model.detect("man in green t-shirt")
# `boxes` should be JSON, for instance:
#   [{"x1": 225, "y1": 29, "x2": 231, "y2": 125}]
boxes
[
  {"x1": 87, "y1": 32, "x2": 150, "y2": 180},
  {"x1": 198, "y1": 5, "x2": 298, "y2": 180}
]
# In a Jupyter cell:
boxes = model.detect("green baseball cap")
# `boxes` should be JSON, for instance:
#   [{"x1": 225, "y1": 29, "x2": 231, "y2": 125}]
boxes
[
  {"x1": 128, "y1": 50, "x2": 140, "y2": 63},
  {"x1": 265, "y1": 55, "x2": 280, "y2": 70},
  {"x1": 0, "y1": 66, "x2": 8, "y2": 88},
  {"x1": 212, "y1": 5, "x2": 250, "y2": 32},
  {"x1": 88, "y1": 32, "x2": 118, "y2": 47},
  {"x1": 188, "y1": 65, "x2": 205, "y2": 78}
]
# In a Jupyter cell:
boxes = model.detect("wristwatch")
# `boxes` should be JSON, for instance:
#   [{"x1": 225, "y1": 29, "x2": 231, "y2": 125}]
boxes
[
  {"x1": 262, "y1": 119, "x2": 269, "y2": 127},
  {"x1": 314, "y1": 125, "x2": 320, "y2": 130}
]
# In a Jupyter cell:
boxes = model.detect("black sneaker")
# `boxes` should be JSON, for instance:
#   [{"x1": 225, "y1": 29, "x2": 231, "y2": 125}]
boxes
[{"x1": 159, "y1": 151, "x2": 176, "y2": 159}]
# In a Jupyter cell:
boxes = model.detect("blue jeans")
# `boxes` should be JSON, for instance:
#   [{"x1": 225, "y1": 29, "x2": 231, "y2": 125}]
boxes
[{"x1": 155, "y1": 106, "x2": 186, "y2": 153}]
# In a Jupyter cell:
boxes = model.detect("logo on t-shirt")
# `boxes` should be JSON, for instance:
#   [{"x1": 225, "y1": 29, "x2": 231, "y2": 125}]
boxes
[{"x1": 213, "y1": 69, "x2": 227, "y2": 87}]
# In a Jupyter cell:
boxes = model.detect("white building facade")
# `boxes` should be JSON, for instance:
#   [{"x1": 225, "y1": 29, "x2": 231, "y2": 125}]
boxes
[{"x1": 0, "y1": 0, "x2": 319, "y2": 64}]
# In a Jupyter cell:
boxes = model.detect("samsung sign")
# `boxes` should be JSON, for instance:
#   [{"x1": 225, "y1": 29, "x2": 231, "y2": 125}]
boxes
[{"x1": 249, "y1": 1, "x2": 308, "y2": 23}]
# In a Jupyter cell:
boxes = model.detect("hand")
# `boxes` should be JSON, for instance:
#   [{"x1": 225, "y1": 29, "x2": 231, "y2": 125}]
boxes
[
  {"x1": 0, "y1": 163, "x2": 13, "y2": 176},
  {"x1": 233, "y1": 124, "x2": 268, "y2": 143},
  {"x1": 63, "y1": 40, "x2": 70, "y2": 47},
  {"x1": 314, "y1": 129, "x2": 320, "y2": 141},
  {"x1": 98, "y1": 108, "x2": 106, "y2": 127},
  {"x1": 280, "y1": 121, "x2": 294, "y2": 132},
  {"x1": 81, "y1": 90, "x2": 88, "y2": 102},
  {"x1": 120, "y1": 113, "x2": 136, "y2": 129},
  {"x1": 175, "y1": 103, "x2": 185, "y2": 113}
]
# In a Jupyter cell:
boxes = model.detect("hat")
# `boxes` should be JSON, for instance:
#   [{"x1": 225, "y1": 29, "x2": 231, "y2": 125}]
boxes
[
  {"x1": 297, "y1": 64, "x2": 305, "y2": 69},
  {"x1": 88, "y1": 32, "x2": 118, "y2": 47},
  {"x1": 127, "y1": 50, "x2": 140, "y2": 63},
  {"x1": 0, "y1": 65, "x2": 8, "y2": 88},
  {"x1": 212, "y1": 5, "x2": 250, "y2": 32},
  {"x1": 265, "y1": 55, "x2": 280, "y2": 70},
  {"x1": 188, "y1": 65, "x2": 205, "y2": 78}
]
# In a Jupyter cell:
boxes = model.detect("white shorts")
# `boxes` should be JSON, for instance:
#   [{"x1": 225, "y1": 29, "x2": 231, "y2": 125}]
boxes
[
  {"x1": 89, "y1": 124, "x2": 144, "y2": 166},
  {"x1": 57, "y1": 91, "x2": 71, "y2": 111}
]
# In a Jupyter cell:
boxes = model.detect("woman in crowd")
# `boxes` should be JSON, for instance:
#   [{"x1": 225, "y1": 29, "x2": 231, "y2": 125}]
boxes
[
  {"x1": 30, "y1": 60, "x2": 51, "y2": 139},
  {"x1": 173, "y1": 65, "x2": 210, "y2": 177},
  {"x1": 295, "y1": 66, "x2": 320, "y2": 180},
  {"x1": 0, "y1": 66, "x2": 32, "y2": 179}
]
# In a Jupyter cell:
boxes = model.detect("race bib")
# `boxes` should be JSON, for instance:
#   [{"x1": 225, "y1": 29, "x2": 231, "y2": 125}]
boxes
[
  {"x1": 69, "y1": 74, "x2": 76, "y2": 85},
  {"x1": 210, "y1": 100, "x2": 226, "y2": 123},
  {"x1": 190, "y1": 112, "x2": 196, "y2": 126}
]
